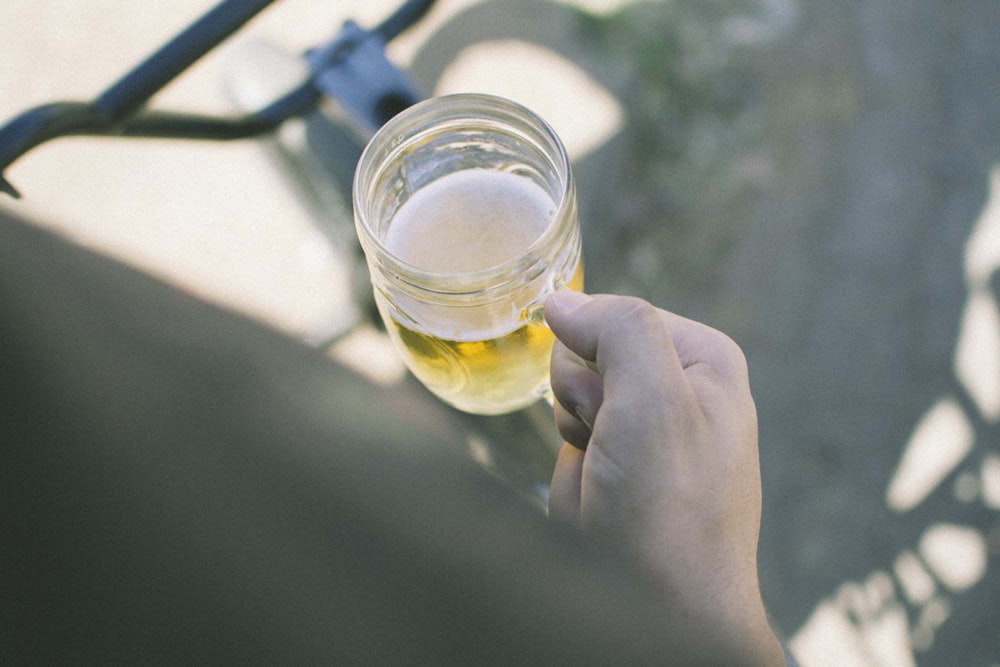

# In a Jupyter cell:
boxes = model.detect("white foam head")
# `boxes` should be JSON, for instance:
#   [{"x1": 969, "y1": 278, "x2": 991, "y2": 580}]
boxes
[{"x1": 385, "y1": 169, "x2": 555, "y2": 273}]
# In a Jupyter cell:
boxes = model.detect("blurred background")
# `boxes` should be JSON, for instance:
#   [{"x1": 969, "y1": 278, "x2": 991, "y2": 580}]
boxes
[{"x1": 2, "y1": 1, "x2": 999, "y2": 664}]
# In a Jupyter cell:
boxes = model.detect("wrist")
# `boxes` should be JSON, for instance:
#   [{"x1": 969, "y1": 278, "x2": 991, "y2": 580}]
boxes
[{"x1": 649, "y1": 570, "x2": 785, "y2": 666}]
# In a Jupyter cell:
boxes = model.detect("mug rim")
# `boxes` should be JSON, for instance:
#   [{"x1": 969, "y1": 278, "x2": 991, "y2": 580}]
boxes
[{"x1": 352, "y1": 93, "x2": 575, "y2": 297}]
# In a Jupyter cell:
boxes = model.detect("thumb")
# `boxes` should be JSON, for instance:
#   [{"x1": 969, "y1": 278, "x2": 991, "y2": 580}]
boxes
[
  {"x1": 544, "y1": 292, "x2": 696, "y2": 443},
  {"x1": 544, "y1": 291, "x2": 683, "y2": 384},
  {"x1": 544, "y1": 289, "x2": 593, "y2": 321},
  {"x1": 543, "y1": 289, "x2": 595, "y2": 360}
]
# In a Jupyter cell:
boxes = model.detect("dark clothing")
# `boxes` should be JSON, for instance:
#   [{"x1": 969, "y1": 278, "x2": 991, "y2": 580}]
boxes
[{"x1": 1, "y1": 212, "x2": 691, "y2": 664}]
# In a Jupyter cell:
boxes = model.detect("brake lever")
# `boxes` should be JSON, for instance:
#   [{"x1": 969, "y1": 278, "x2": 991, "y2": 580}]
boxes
[{"x1": 306, "y1": 18, "x2": 425, "y2": 140}]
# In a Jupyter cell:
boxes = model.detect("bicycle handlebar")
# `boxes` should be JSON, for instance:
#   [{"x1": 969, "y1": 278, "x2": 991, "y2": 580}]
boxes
[{"x1": 0, "y1": 0, "x2": 434, "y2": 198}]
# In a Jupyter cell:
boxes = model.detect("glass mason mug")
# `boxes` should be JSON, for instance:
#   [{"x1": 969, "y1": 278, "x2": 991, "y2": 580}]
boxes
[{"x1": 352, "y1": 93, "x2": 583, "y2": 415}]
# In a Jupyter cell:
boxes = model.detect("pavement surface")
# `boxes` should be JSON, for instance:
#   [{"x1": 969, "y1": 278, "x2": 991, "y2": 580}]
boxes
[{"x1": 3, "y1": 1, "x2": 1000, "y2": 665}]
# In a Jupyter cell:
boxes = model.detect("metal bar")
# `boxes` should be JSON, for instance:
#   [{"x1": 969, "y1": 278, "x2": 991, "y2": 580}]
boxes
[
  {"x1": 373, "y1": 0, "x2": 436, "y2": 43},
  {"x1": 0, "y1": 0, "x2": 433, "y2": 198},
  {"x1": 1, "y1": 0, "x2": 280, "y2": 196},
  {"x1": 118, "y1": 80, "x2": 319, "y2": 140},
  {"x1": 95, "y1": 0, "x2": 277, "y2": 120}
]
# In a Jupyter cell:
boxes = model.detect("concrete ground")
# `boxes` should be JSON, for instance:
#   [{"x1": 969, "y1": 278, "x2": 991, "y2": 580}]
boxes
[{"x1": 3, "y1": 1, "x2": 999, "y2": 664}]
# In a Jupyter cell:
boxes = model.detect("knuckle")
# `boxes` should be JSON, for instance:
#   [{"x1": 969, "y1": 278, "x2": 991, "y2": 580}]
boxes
[
  {"x1": 613, "y1": 296, "x2": 663, "y2": 328},
  {"x1": 718, "y1": 334, "x2": 750, "y2": 379},
  {"x1": 696, "y1": 329, "x2": 751, "y2": 387}
]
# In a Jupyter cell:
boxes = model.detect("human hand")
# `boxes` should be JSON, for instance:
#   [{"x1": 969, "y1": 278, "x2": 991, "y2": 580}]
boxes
[{"x1": 544, "y1": 291, "x2": 785, "y2": 666}]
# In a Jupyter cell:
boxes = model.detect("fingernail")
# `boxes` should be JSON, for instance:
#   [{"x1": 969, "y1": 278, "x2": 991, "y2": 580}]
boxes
[{"x1": 546, "y1": 289, "x2": 591, "y2": 314}]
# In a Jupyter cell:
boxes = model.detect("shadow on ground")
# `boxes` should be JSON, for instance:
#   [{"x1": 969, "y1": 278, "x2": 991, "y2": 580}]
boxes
[{"x1": 407, "y1": 1, "x2": 1000, "y2": 664}]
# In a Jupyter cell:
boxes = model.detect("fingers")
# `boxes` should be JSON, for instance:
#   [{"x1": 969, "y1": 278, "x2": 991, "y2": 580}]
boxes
[
  {"x1": 544, "y1": 290, "x2": 755, "y2": 470},
  {"x1": 546, "y1": 290, "x2": 741, "y2": 372},
  {"x1": 550, "y1": 340, "x2": 603, "y2": 449},
  {"x1": 548, "y1": 443, "x2": 584, "y2": 525},
  {"x1": 542, "y1": 290, "x2": 775, "y2": 658},
  {"x1": 544, "y1": 291, "x2": 694, "y2": 422},
  {"x1": 545, "y1": 290, "x2": 749, "y2": 407},
  {"x1": 653, "y1": 309, "x2": 750, "y2": 388}
]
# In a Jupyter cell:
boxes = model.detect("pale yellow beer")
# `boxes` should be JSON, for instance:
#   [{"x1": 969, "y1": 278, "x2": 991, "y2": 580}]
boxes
[
  {"x1": 381, "y1": 170, "x2": 582, "y2": 413},
  {"x1": 354, "y1": 94, "x2": 582, "y2": 415},
  {"x1": 384, "y1": 280, "x2": 581, "y2": 414}
]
